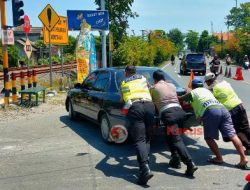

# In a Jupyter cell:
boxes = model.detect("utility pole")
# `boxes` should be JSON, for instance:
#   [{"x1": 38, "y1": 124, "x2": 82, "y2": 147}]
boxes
[
  {"x1": 101, "y1": 0, "x2": 107, "y2": 68},
  {"x1": 0, "y1": 0, "x2": 10, "y2": 106},
  {"x1": 235, "y1": 0, "x2": 238, "y2": 8},
  {"x1": 210, "y1": 21, "x2": 214, "y2": 35}
]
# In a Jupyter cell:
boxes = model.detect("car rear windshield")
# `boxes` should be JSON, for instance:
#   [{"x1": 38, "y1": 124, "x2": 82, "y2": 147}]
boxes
[
  {"x1": 115, "y1": 68, "x2": 180, "y2": 90},
  {"x1": 186, "y1": 54, "x2": 205, "y2": 62}
]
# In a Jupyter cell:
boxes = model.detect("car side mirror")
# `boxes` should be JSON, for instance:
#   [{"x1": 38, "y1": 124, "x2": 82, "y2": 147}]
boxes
[{"x1": 74, "y1": 83, "x2": 82, "y2": 88}]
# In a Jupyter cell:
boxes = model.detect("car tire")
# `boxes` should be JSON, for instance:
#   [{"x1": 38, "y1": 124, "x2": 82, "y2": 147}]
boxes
[
  {"x1": 100, "y1": 114, "x2": 112, "y2": 144},
  {"x1": 68, "y1": 100, "x2": 77, "y2": 121}
]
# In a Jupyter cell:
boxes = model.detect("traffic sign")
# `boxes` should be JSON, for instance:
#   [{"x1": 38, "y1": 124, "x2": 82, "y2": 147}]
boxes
[
  {"x1": 2, "y1": 29, "x2": 14, "y2": 45},
  {"x1": 38, "y1": 4, "x2": 60, "y2": 32},
  {"x1": 23, "y1": 15, "x2": 31, "y2": 34},
  {"x1": 43, "y1": 16, "x2": 69, "y2": 45},
  {"x1": 24, "y1": 38, "x2": 32, "y2": 59}
]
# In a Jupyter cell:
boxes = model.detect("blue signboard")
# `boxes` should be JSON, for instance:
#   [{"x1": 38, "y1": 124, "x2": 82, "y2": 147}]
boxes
[{"x1": 67, "y1": 10, "x2": 109, "y2": 31}]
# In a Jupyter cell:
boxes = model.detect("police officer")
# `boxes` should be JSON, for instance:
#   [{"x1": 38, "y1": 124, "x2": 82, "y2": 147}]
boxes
[
  {"x1": 150, "y1": 70, "x2": 198, "y2": 177},
  {"x1": 180, "y1": 78, "x2": 248, "y2": 169},
  {"x1": 205, "y1": 73, "x2": 250, "y2": 155},
  {"x1": 121, "y1": 66, "x2": 155, "y2": 185}
]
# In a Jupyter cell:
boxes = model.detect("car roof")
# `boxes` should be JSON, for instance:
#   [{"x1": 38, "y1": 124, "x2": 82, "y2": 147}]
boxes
[{"x1": 94, "y1": 66, "x2": 160, "y2": 72}]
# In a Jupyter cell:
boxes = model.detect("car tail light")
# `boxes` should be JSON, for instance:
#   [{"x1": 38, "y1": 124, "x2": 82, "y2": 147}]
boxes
[{"x1": 121, "y1": 107, "x2": 129, "y2": 116}]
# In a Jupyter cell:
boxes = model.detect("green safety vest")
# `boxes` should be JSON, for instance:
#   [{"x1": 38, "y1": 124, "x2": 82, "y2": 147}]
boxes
[
  {"x1": 213, "y1": 81, "x2": 241, "y2": 111},
  {"x1": 121, "y1": 74, "x2": 152, "y2": 103},
  {"x1": 191, "y1": 88, "x2": 222, "y2": 118}
]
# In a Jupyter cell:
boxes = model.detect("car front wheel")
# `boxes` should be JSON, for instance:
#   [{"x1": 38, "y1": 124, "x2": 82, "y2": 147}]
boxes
[
  {"x1": 100, "y1": 114, "x2": 112, "y2": 143},
  {"x1": 68, "y1": 100, "x2": 77, "y2": 121}
]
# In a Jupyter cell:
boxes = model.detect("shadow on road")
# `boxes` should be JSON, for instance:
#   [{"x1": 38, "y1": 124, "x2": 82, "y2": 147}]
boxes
[{"x1": 60, "y1": 115, "x2": 240, "y2": 184}]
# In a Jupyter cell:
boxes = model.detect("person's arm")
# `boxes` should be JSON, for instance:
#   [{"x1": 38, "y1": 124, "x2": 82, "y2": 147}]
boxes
[{"x1": 178, "y1": 91, "x2": 193, "y2": 103}]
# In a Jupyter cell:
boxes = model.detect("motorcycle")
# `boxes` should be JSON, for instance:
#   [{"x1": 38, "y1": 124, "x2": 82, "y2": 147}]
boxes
[
  {"x1": 243, "y1": 61, "x2": 249, "y2": 70},
  {"x1": 210, "y1": 64, "x2": 220, "y2": 76}
]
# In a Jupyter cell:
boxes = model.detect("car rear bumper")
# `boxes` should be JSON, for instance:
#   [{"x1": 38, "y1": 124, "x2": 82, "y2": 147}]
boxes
[{"x1": 186, "y1": 68, "x2": 206, "y2": 72}]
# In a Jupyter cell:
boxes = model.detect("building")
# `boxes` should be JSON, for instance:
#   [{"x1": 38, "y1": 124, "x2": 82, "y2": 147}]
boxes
[{"x1": 213, "y1": 32, "x2": 233, "y2": 42}]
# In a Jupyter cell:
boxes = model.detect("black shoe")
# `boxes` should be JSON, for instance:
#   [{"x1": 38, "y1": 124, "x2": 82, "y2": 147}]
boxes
[
  {"x1": 137, "y1": 164, "x2": 154, "y2": 185},
  {"x1": 185, "y1": 161, "x2": 198, "y2": 177},
  {"x1": 169, "y1": 157, "x2": 181, "y2": 169}
]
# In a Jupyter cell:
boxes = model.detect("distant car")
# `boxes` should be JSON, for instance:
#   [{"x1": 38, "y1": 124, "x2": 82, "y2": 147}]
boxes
[
  {"x1": 180, "y1": 53, "x2": 206, "y2": 75},
  {"x1": 65, "y1": 67, "x2": 193, "y2": 143}
]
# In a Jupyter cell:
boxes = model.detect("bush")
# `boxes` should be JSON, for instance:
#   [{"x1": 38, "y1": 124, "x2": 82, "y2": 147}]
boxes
[
  {"x1": 51, "y1": 56, "x2": 60, "y2": 64},
  {"x1": 38, "y1": 58, "x2": 49, "y2": 65},
  {"x1": 112, "y1": 37, "x2": 155, "y2": 66},
  {"x1": 64, "y1": 53, "x2": 75, "y2": 63},
  {"x1": 0, "y1": 64, "x2": 3, "y2": 71}
]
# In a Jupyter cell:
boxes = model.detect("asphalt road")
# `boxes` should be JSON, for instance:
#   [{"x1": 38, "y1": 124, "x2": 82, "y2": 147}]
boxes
[{"x1": 1, "y1": 61, "x2": 250, "y2": 190}]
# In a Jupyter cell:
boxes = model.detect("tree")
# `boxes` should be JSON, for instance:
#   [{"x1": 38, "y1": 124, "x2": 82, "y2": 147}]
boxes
[
  {"x1": 226, "y1": 2, "x2": 250, "y2": 32},
  {"x1": 63, "y1": 36, "x2": 77, "y2": 55},
  {"x1": 185, "y1": 30, "x2": 199, "y2": 52},
  {"x1": 167, "y1": 28, "x2": 184, "y2": 51},
  {"x1": 112, "y1": 37, "x2": 155, "y2": 66},
  {"x1": 8, "y1": 45, "x2": 20, "y2": 67},
  {"x1": 95, "y1": 0, "x2": 138, "y2": 47}
]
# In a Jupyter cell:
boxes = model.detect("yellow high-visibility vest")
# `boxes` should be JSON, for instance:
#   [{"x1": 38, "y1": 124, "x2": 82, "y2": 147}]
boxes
[
  {"x1": 213, "y1": 80, "x2": 241, "y2": 111},
  {"x1": 121, "y1": 74, "x2": 152, "y2": 103}
]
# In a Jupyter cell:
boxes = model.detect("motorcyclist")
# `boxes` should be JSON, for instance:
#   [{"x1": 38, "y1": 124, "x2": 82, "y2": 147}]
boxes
[
  {"x1": 209, "y1": 55, "x2": 220, "y2": 76},
  {"x1": 225, "y1": 54, "x2": 232, "y2": 66},
  {"x1": 243, "y1": 55, "x2": 249, "y2": 70},
  {"x1": 171, "y1": 54, "x2": 175, "y2": 65}
]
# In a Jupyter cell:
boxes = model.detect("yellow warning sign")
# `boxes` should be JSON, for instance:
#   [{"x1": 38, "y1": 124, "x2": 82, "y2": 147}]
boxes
[
  {"x1": 43, "y1": 16, "x2": 69, "y2": 45},
  {"x1": 38, "y1": 4, "x2": 60, "y2": 32}
]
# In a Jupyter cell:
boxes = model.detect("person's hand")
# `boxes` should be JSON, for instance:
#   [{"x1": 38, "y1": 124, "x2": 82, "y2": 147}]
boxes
[{"x1": 185, "y1": 88, "x2": 192, "y2": 93}]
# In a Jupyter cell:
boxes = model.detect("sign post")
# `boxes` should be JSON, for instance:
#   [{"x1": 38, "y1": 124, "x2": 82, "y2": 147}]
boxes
[{"x1": 38, "y1": 4, "x2": 60, "y2": 88}]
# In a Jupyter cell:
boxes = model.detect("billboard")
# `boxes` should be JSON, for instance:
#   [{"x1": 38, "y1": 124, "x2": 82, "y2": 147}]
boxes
[{"x1": 67, "y1": 10, "x2": 109, "y2": 31}]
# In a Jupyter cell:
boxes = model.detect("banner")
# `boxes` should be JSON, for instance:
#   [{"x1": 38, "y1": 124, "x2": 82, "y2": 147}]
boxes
[
  {"x1": 67, "y1": 10, "x2": 109, "y2": 31},
  {"x1": 76, "y1": 20, "x2": 97, "y2": 83}
]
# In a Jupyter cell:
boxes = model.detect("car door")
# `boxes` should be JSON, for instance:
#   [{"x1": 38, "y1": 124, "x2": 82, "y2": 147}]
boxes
[
  {"x1": 86, "y1": 71, "x2": 111, "y2": 120},
  {"x1": 77, "y1": 72, "x2": 98, "y2": 115}
]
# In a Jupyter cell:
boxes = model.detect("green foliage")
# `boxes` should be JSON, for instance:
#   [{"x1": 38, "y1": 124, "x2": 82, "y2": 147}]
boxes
[
  {"x1": 149, "y1": 31, "x2": 177, "y2": 65},
  {"x1": 226, "y1": 2, "x2": 250, "y2": 32},
  {"x1": 94, "y1": 36, "x2": 102, "y2": 52},
  {"x1": 64, "y1": 53, "x2": 75, "y2": 63},
  {"x1": 63, "y1": 36, "x2": 77, "y2": 55},
  {"x1": 167, "y1": 28, "x2": 185, "y2": 51},
  {"x1": 112, "y1": 32, "x2": 177, "y2": 67},
  {"x1": 95, "y1": 0, "x2": 138, "y2": 47},
  {"x1": 52, "y1": 56, "x2": 60, "y2": 63},
  {"x1": 197, "y1": 30, "x2": 219, "y2": 52},
  {"x1": 112, "y1": 37, "x2": 155, "y2": 66},
  {"x1": 8, "y1": 45, "x2": 20, "y2": 67},
  {"x1": 38, "y1": 58, "x2": 49, "y2": 65},
  {"x1": 35, "y1": 40, "x2": 47, "y2": 49},
  {"x1": 185, "y1": 30, "x2": 199, "y2": 52}
]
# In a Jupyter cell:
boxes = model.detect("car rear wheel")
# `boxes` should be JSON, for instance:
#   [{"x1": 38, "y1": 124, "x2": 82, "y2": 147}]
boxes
[
  {"x1": 100, "y1": 114, "x2": 112, "y2": 143},
  {"x1": 69, "y1": 100, "x2": 77, "y2": 121}
]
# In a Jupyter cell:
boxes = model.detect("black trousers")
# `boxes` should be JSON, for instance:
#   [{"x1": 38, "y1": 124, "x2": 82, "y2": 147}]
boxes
[
  {"x1": 161, "y1": 107, "x2": 192, "y2": 163},
  {"x1": 230, "y1": 104, "x2": 250, "y2": 149},
  {"x1": 127, "y1": 101, "x2": 155, "y2": 167}
]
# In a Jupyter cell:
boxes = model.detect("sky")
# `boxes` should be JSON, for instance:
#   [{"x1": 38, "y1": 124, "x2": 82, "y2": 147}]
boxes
[{"x1": 2, "y1": 0, "x2": 249, "y2": 35}]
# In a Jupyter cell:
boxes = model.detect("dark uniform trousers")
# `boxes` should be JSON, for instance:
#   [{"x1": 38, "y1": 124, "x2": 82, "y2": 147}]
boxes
[
  {"x1": 127, "y1": 101, "x2": 155, "y2": 167},
  {"x1": 230, "y1": 104, "x2": 250, "y2": 149},
  {"x1": 161, "y1": 107, "x2": 192, "y2": 163}
]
